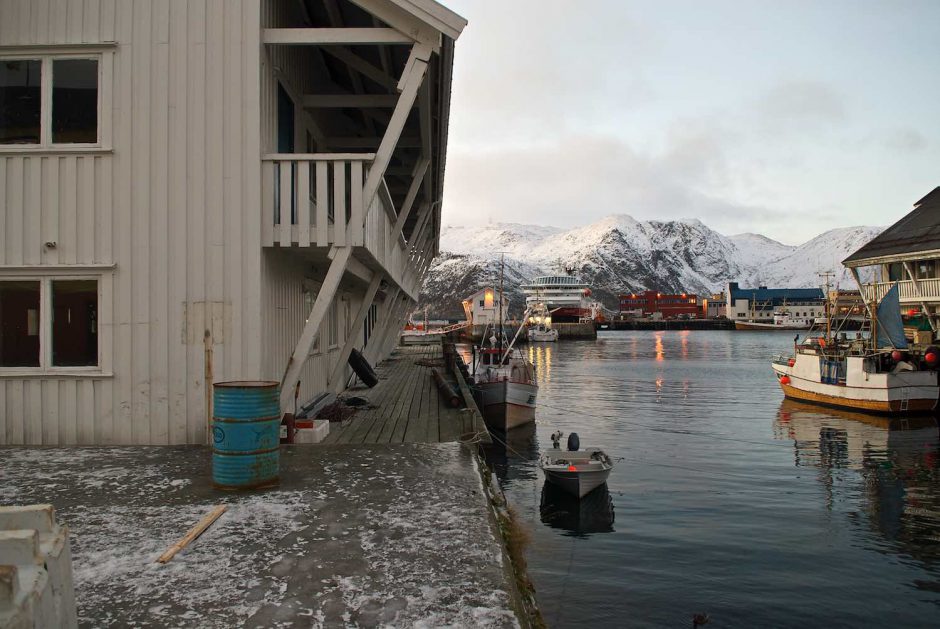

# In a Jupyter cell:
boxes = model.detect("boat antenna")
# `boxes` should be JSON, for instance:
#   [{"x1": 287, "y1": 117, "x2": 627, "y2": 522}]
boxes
[
  {"x1": 498, "y1": 252, "x2": 506, "y2": 354},
  {"x1": 819, "y1": 271, "x2": 835, "y2": 345}
]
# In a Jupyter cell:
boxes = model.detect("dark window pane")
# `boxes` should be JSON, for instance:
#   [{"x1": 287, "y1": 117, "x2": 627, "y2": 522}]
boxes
[
  {"x1": 52, "y1": 59, "x2": 98, "y2": 143},
  {"x1": 0, "y1": 281, "x2": 41, "y2": 367},
  {"x1": 52, "y1": 280, "x2": 98, "y2": 366},
  {"x1": 0, "y1": 60, "x2": 42, "y2": 144}
]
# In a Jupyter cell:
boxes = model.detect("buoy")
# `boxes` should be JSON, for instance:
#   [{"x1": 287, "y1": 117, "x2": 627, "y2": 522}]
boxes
[
  {"x1": 926, "y1": 352, "x2": 938, "y2": 365},
  {"x1": 787, "y1": 358, "x2": 795, "y2": 367},
  {"x1": 909, "y1": 309, "x2": 919, "y2": 317},
  {"x1": 780, "y1": 375, "x2": 791, "y2": 385},
  {"x1": 567, "y1": 465, "x2": 578, "y2": 472},
  {"x1": 891, "y1": 350, "x2": 903, "y2": 362}
]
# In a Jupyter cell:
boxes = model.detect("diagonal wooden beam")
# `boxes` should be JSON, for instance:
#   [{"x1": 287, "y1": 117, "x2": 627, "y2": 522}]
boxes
[
  {"x1": 279, "y1": 247, "x2": 352, "y2": 412},
  {"x1": 360, "y1": 43, "x2": 431, "y2": 220},
  {"x1": 391, "y1": 157, "x2": 430, "y2": 238},
  {"x1": 320, "y1": 46, "x2": 398, "y2": 91},
  {"x1": 328, "y1": 270, "x2": 384, "y2": 392}
]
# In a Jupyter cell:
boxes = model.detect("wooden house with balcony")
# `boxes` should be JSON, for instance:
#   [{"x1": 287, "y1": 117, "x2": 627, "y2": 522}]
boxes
[
  {"x1": 0, "y1": 0, "x2": 465, "y2": 445},
  {"x1": 843, "y1": 186, "x2": 940, "y2": 335}
]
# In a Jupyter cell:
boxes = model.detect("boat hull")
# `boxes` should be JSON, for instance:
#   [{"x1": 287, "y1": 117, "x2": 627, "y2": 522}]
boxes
[
  {"x1": 528, "y1": 329, "x2": 558, "y2": 342},
  {"x1": 736, "y1": 321, "x2": 810, "y2": 331},
  {"x1": 543, "y1": 468, "x2": 610, "y2": 499},
  {"x1": 474, "y1": 380, "x2": 537, "y2": 431},
  {"x1": 772, "y1": 360, "x2": 939, "y2": 415}
]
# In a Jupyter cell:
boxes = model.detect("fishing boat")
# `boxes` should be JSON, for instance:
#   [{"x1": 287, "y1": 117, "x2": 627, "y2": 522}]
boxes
[
  {"x1": 540, "y1": 435, "x2": 613, "y2": 499},
  {"x1": 471, "y1": 338, "x2": 539, "y2": 431},
  {"x1": 527, "y1": 303, "x2": 558, "y2": 342},
  {"x1": 771, "y1": 282, "x2": 940, "y2": 414},
  {"x1": 471, "y1": 256, "x2": 540, "y2": 431},
  {"x1": 736, "y1": 305, "x2": 814, "y2": 330}
]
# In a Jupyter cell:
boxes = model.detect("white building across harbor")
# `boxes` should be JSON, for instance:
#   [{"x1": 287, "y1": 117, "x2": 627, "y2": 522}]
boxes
[{"x1": 0, "y1": 0, "x2": 466, "y2": 445}]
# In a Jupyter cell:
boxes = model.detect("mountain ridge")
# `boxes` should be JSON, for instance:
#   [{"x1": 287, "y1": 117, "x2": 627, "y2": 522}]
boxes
[{"x1": 423, "y1": 216, "x2": 883, "y2": 319}]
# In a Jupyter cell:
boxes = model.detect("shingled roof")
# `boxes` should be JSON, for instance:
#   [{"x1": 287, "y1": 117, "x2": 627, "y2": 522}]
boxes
[{"x1": 843, "y1": 187, "x2": 940, "y2": 266}]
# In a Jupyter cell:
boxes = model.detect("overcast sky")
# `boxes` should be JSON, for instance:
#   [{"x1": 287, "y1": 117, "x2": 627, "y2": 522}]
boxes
[{"x1": 438, "y1": 0, "x2": 940, "y2": 244}]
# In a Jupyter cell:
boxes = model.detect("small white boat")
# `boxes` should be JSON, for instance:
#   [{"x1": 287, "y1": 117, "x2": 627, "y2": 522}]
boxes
[
  {"x1": 528, "y1": 324, "x2": 558, "y2": 342},
  {"x1": 540, "y1": 434, "x2": 613, "y2": 498}
]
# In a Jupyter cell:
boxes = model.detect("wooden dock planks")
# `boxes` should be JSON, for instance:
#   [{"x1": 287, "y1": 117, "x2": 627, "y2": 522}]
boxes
[{"x1": 320, "y1": 344, "x2": 473, "y2": 445}]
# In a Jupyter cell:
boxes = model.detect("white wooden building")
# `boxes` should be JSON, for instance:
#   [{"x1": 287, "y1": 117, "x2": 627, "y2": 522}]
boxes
[
  {"x1": 0, "y1": 0, "x2": 466, "y2": 444},
  {"x1": 461, "y1": 287, "x2": 508, "y2": 327}
]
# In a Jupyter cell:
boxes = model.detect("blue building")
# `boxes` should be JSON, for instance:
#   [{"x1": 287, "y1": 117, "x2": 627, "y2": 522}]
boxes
[{"x1": 724, "y1": 282, "x2": 825, "y2": 322}]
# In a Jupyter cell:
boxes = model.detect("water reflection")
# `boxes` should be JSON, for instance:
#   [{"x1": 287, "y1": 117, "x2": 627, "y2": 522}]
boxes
[
  {"x1": 654, "y1": 332, "x2": 664, "y2": 362},
  {"x1": 527, "y1": 344, "x2": 553, "y2": 384},
  {"x1": 540, "y1": 482, "x2": 615, "y2": 537},
  {"x1": 775, "y1": 399, "x2": 940, "y2": 587},
  {"x1": 480, "y1": 422, "x2": 541, "y2": 486}
]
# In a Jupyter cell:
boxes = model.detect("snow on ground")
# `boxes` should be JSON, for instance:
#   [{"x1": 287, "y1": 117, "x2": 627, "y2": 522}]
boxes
[{"x1": 1, "y1": 444, "x2": 518, "y2": 628}]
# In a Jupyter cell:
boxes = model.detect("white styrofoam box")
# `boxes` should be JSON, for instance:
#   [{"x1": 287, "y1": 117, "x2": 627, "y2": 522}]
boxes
[
  {"x1": 293, "y1": 420, "x2": 330, "y2": 444},
  {"x1": 0, "y1": 505, "x2": 77, "y2": 629}
]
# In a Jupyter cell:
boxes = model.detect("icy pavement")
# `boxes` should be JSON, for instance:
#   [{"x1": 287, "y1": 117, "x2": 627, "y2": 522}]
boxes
[{"x1": 0, "y1": 444, "x2": 519, "y2": 628}]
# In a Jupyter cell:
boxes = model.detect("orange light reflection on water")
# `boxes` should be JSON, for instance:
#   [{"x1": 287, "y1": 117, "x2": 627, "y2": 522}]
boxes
[{"x1": 655, "y1": 333, "x2": 665, "y2": 362}]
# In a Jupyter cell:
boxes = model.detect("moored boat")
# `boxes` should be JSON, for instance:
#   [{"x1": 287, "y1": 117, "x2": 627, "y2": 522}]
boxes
[
  {"x1": 736, "y1": 308, "x2": 814, "y2": 330},
  {"x1": 540, "y1": 445, "x2": 613, "y2": 498},
  {"x1": 472, "y1": 345, "x2": 538, "y2": 431},
  {"x1": 527, "y1": 303, "x2": 558, "y2": 342},
  {"x1": 771, "y1": 283, "x2": 940, "y2": 414}
]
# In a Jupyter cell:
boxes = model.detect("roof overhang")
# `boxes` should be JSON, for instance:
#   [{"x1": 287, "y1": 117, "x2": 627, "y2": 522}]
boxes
[{"x1": 843, "y1": 248, "x2": 940, "y2": 269}]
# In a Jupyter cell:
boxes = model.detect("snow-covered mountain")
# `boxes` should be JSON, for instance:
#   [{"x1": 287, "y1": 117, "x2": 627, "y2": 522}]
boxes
[{"x1": 421, "y1": 217, "x2": 883, "y2": 318}]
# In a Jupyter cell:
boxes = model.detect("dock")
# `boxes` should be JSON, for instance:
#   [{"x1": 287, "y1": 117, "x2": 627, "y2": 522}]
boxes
[{"x1": 323, "y1": 344, "x2": 487, "y2": 445}]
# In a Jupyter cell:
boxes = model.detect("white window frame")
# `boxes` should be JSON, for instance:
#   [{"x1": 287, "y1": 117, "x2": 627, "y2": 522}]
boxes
[
  {"x1": 0, "y1": 44, "x2": 114, "y2": 154},
  {"x1": 0, "y1": 270, "x2": 111, "y2": 377}
]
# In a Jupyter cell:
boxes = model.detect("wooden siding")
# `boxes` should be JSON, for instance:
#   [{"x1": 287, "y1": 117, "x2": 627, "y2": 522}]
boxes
[
  {"x1": 0, "y1": 0, "x2": 263, "y2": 444},
  {"x1": 260, "y1": 249, "x2": 362, "y2": 407}
]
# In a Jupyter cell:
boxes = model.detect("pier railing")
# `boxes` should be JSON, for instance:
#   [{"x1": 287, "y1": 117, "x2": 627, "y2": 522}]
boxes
[
  {"x1": 261, "y1": 153, "x2": 414, "y2": 293},
  {"x1": 863, "y1": 279, "x2": 940, "y2": 304}
]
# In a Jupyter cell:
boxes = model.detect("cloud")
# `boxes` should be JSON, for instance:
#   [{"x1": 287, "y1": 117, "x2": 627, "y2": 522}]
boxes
[
  {"x1": 754, "y1": 80, "x2": 847, "y2": 131},
  {"x1": 882, "y1": 127, "x2": 928, "y2": 152}
]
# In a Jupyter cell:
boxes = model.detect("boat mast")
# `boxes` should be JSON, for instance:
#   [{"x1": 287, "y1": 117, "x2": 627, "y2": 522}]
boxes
[
  {"x1": 820, "y1": 271, "x2": 834, "y2": 343},
  {"x1": 499, "y1": 252, "x2": 505, "y2": 353}
]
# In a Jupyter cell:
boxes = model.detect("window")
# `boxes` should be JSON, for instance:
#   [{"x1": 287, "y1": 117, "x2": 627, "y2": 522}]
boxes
[
  {"x1": 0, "y1": 281, "x2": 41, "y2": 366},
  {"x1": 0, "y1": 60, "x2": 41, "y2": 143},
  {"x1": 0, "y1": 278, "x2": 98, "y2": 370},
  {"x1": 0, "y1": 56, "x2": 99, "y2": 146},
  {"x1": 328, "y1": 300, "x2": 338, "y2": 348}
]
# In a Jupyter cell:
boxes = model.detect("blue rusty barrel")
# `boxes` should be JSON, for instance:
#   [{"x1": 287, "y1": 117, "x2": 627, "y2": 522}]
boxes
[{"x1": 212, "y1": 381, "x2": 280, "y2": 489}]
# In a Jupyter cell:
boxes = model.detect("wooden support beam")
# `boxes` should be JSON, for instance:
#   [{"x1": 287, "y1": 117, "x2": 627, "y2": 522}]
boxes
[
  {"x1": 320, "y1": 46, "x2": 398, "y2": 91},
  {"x1": 391, "y1": 157, "x2": 430, "y2": 238},
  {"x1": 279, "y1": 247, "x2": 352, "y2": 411},
  {"x1": 328, "y1": 272, "x2": 384, "y2": 392},
  {"x1": 346, "y1": 254, "x2": 375, "y2": 284},
  {"x1": 263, "y1": 28, "x2": 414, "y2": 45},
  {"x1": 303, "y1": 94, "x2": 404, "y2": 108},
  {"x1": 325, "y1": 136, "x2": 421, "y2": 149},
  {"x1": 365, "y1": 286, "x2": 401, "y2": 363},
  {"x1": 361, "y1": 43, "x2": 430, "y2": 211}
]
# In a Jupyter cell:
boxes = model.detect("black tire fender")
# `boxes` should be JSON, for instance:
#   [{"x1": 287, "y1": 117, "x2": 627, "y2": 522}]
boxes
[{"x1": 348, "y1": 349, "x2": 379, "y2": 387}]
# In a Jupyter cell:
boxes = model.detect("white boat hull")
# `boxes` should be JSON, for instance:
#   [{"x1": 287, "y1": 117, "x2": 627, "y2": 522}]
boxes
[
  {"x1": 542, "y1": 468, "x2": 610, "y2": 498},
  {"x1": 772, "y1": 354, "x2": 939, "y2": 414},
  {"x1": 540, "y1": 447, "x2": 614, "y2": 498},
  {"x1": 528, "y1": 328, "x2": 558, "y2": 342},
  {"x1": 474, "y1": 379, "x2": 538, "y2": 431}
]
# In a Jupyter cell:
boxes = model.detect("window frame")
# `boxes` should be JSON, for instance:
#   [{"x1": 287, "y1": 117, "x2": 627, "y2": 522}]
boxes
[
  {"x1": 0, "y1": 47, "x2": 110, "y2": 153},
  {"x1": 0, "y1": 273, "x2": 106, "y2": 376}
]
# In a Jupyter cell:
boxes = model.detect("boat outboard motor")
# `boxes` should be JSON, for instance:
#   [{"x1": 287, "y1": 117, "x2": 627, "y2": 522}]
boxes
[
  {"x1": 567, "y1": 432, "x2": 580, "y2": 452},
  {"x1": 550, "y1": 430, "x2": 563, "y2": 449}
]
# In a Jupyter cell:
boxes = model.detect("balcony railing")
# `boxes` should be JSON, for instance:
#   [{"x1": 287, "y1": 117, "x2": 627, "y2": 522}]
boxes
[
  {"x1": 864, "y1": 279, "x2": 940, "y2": 303},
  {"x1": 262, "y1": 153, "x2": 416, "y2": 293}
]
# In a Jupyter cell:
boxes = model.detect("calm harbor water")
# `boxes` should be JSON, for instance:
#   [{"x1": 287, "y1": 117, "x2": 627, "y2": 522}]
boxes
[{"x1": 486, "y1": 330, "x2": 940, "y2": 628}]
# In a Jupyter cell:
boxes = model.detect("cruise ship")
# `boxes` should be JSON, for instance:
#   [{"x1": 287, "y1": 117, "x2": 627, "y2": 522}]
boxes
[{"x1": 521, "y1": 271, "x2": 603, "y2": 323}]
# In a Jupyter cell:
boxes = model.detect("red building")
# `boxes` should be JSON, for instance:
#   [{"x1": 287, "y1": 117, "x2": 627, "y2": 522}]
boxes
[{"x1": 619, "y1": 291, "x2": 700, "y2": 318}]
